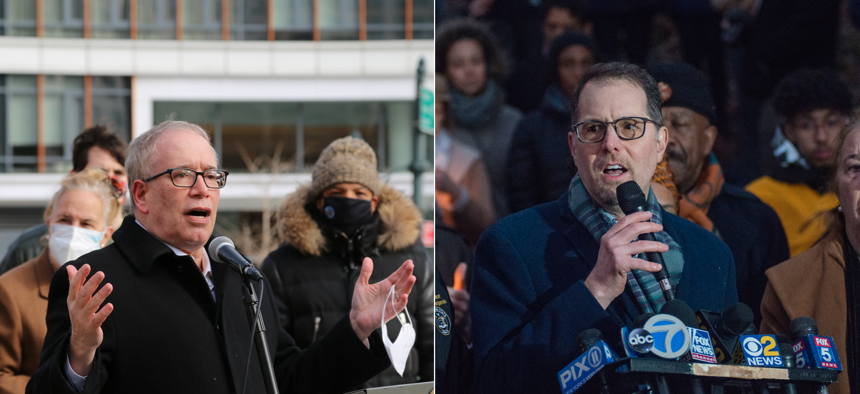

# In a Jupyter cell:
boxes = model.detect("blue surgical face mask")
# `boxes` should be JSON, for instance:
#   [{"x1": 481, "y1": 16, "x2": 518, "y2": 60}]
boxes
[
  {"x1": 48, "y1": 224, "x2": 104, "y2": 265},
  {"x1": 320, "y1": 196, "x2": 373, "y2": 235}
]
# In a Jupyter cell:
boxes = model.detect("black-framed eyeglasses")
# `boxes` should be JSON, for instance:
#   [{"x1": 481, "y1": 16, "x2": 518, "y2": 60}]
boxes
[
  {"x1": 143, "y1": 168, "x2": 229, "y2": 189},
  {"x1": 572, "y1": 117, "x2": 660, "y2": 144}
]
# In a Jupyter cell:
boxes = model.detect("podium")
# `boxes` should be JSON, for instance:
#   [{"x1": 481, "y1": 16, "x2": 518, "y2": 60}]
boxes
[{"x1": 577, "y1": 358, "x2": 838, "y2": 394}]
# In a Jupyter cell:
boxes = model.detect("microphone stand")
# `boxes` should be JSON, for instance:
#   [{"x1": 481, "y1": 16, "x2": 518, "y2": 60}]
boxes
[{"x1": 242, "y1": 274, "x2": 280, "y2": 394}]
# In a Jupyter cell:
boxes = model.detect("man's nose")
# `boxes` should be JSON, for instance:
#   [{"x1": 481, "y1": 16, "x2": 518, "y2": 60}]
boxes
[
  {"x1": 189, "y1": 174, "x2": 210, "y2": 196},
  {"x1": 602, "y1": 126, "x2": 622, "y2": 151}
]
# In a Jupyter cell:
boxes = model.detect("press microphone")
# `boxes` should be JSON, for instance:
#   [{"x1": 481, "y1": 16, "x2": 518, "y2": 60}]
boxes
[
  {"x1": 696, "y1": 303, "x2": 755, "y2": 364},
  {"x1": 788, "y1": 317, "x2": 841, "y2": 394},
  {"x1": 558, "y1": 329, "x2": 619, "y2": 394},
  {"x1": 209, "y1": 236, "x2": 264, "y2": 280},
  {"x1": 777, "y1": 335, "x2": 798, "y2": 394},
  {"x1": 617, "y1": 181, "x2": 674, "y2": 301}
]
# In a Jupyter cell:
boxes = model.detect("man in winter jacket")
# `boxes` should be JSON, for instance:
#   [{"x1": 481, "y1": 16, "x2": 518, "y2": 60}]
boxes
[
  {"x1": 746, "y1": 69, "x2": 849, "y2": 257},
  {"x1": 261, "y1": 137, "x2": 433, "y2": 387},
  {"x1": 648, "y1": 62, "x2": 789, "y2": 327}
]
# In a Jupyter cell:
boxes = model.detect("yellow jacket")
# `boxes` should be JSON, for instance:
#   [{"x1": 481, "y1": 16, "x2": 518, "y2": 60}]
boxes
[{"x1": 746, "y1": 175, "x2": 838, "y2": 257}]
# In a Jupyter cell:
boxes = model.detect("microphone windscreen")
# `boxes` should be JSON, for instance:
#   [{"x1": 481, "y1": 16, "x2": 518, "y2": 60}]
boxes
[
  {"x1": 720, "y1": 303, "x2": 754, "y2": 336},
  {"x1": 207, "y1": 236, "x2": 234, "y2": 264},
  {"x1": 616, "y1": 181, "x2": 648, "y2": 215},
  {"x1": 659, "y1": 299, "x2": 698, "y2": 327},
  {"x1": 633, "y1": 313, "x2": 656, "y2": 329},
  {"x1": 789, "y1": 317, "x2": 819, "y2": 340},
  {"x1": 576, "y1": 328, "x2": 603, "y2": 356}
]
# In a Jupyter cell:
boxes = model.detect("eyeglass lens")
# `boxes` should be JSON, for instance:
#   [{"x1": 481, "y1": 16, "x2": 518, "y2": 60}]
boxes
[
  {"x1": 171, "y1": 169, "x2": 228, "y2": 188},
  {"x1": 579, "y1": 118, "x2": 647, "y2": 143}
]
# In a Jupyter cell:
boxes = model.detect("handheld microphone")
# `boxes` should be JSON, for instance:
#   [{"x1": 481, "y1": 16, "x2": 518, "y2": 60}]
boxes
[
  {"x1": 617, "y1": 181, "x2": 674, "y2": 301},
  {"x1": 558, "y1": 329, "x2": 619, "y2": 394},
  {"x1": 696, "y1": 303, "x2": 755, "y2": 364},
  {"x1": 777, "y1": 335, "x2": 798, "y2": 394},
  {"x1": 209, "y1": 236, "x2": 263, "y2": 280}
]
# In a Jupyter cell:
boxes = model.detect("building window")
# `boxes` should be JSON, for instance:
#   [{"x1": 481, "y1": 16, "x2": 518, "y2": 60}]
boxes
[
  {"x1": 43, "y1": 0, "x2": 85, "y2": 38},
  {"x1": 0, "y1": 0, "x2": 38, "y2": 36},
  {"x1": 318, "y1": 0, "x2": 358, "y2": 41},
  {"x1": 0, "y1": 75, "x2": 38, "y2": 172},
  {"x1": 91, "y1": 0, "x2": 130, "y2": 39},
  {"x1": 229, "y1": 0, "x2": 267, "y2": 40},
  {"x1": 0, "y1": 75, "x2": 131, "y2": 173},
  {"x1": 137, "y1": 0, "x2": 176, "y2": 39},
  {"x1": 271, "y1": 0, "x2": 312, "y2": 40},
  {"x1": 44, "y1": 76, "x2": 84, "y2": 172},
  {"x1": 183, "y1": 0, "x2": 221, "y2": 40},
  {"x1": 92, "y1": 76, "x2": 131, "y2": 142},
  {"x1": 152, "y1": 101, "x2": 409, "y2": 173},
  {"x1": 412, "y1": 0, "x2": 433, "y2": 39},
  {"x1": 367, "y1": 0, "x2": 404, "y2": 40}
]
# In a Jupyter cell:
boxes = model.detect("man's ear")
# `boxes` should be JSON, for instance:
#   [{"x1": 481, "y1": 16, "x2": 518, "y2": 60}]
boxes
[
  {"x1": 371, "y1": 196, "x2": 379, "y2": 213},
  {"x1": 656, "y1": 125, "x2": 669, "y2": 158},
  {"x1": 132, "y1": 179, "x2": 150, "y2": 214},
  {"x1": 101, "y1": 226, "x2": 115, "y2": 247},
  {"x1": 702, "y1": 125, "x2": 718, "y2": 157},
  {"x1": 781, "y1": 122, "x2": 797, "y2": 145},
  {"x1": 316, "y1": 197, "x2": 324, "y2": 211},
  {"x1": 568, "y1": 131, "x2": 577, "y2": 159}
]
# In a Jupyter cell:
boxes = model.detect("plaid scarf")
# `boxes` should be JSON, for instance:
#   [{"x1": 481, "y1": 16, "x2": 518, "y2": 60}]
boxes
[
  {"x1": 678, "y1": 153, "x2": 724, "y2": 233},
  {"x1": 568, "y1": 174, "x2": 685, "y2": 314}
]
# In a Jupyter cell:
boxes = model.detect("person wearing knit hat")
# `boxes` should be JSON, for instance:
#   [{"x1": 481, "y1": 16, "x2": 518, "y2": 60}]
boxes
[
  {"x1": 261, "y1": 136, "x2": 434, "y2": 388},
  {"x1": 648, "y1": 62, "x2": 789, "y2": 327}
]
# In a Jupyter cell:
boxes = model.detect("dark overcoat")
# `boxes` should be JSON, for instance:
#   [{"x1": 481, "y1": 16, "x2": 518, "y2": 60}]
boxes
[{"x1": 26, "y1": 215, "x2": 389, "y2": 394}]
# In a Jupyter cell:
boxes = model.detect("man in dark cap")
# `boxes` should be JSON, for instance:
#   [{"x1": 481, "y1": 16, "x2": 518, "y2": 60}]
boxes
[{"x1": 648, "y1": 63, "x2": 789, "y2": 326}]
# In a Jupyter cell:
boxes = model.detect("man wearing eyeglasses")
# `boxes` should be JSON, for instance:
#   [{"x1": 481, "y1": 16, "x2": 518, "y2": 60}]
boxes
[
  {"x1": 646, "y1": 63, "x2": 789, "y2": 328},
  {"x1": 470, "y1": 62, "x2": 737, "y2": 393},
  {"x1": 27, "y1": 121, "x2": 416, "y2": 394}
]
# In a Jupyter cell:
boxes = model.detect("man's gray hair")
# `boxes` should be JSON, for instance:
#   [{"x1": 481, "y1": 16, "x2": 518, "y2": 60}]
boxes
[{"x1": 126, "y1": 120, "x2": 218, "y2": 185}]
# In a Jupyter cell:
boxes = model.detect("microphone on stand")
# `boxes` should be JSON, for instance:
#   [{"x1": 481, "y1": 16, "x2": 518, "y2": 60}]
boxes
[{"x1": 209, "y1": 236, "x2": 263, "y2": 280}]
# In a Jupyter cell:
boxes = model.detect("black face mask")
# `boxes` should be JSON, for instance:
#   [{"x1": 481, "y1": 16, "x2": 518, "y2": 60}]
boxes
[{"x1": 320, "y1": 196, "x2": 373, "y2": 235}]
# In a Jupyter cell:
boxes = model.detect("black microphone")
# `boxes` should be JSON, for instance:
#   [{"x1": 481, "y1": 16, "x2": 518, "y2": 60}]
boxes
[
  {"x1": 209, "y1": 236, "x2": 263, "y2": 280},
  {"x1": 617, "y1": 180, "x2": 674, "y2": 300},
  {"x1": 659, "y1": 300, "x2": 706, "y2": 394},
  {"x1": 776, "y1": 335, "x2": 798, "y2": 394},
  {"x1": 696, "y1": 303, "x2": 755, "y2": 364}
]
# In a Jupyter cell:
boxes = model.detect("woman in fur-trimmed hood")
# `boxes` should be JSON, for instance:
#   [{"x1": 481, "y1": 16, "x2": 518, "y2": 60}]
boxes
[{"x1": 260, "y1": 137, "x2": 433, "y2": 388}]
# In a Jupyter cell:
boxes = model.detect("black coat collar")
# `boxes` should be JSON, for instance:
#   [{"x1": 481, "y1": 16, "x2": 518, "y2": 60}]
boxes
[{"x1": 111, "y1": 214, "x2": 215, "y2": 275}]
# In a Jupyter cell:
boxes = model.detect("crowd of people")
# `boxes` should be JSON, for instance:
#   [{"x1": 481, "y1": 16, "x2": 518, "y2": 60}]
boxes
[
  {"x1": 0, "y1": 123, "x2": 434, "y2": 393},
  {"x1": 434, "y1": 1, "x2": 860, "y2": 393}
]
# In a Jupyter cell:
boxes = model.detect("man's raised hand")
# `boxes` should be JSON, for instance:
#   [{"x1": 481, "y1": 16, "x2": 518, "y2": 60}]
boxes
[
  {"x1": 584, "y1": 211, "x2": 668, "y2": 309},
  {"x1": 66, "y1": 264, "x2": 113, "y2": 376}
]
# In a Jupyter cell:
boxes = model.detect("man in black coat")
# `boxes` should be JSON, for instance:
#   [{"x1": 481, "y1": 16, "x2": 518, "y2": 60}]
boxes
[
  {"x1": 648, "y1": 63, "x2": 789, "y2": 326},
  {"x1": 26, "y1": 121, "x2": 416, "y2": 394}
]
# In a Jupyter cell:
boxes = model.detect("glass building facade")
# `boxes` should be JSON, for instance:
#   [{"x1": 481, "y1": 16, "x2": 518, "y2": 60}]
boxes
[{"x1": 0, "y1": 0, "x2": 433, "y2": 174}]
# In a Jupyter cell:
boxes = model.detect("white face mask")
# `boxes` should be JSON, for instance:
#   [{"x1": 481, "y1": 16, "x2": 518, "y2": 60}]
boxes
[
  {"x1": 48, "y1": 224, "x2": 104, "y2": 265},
  {"x1": 381, "y1": 285, "x2": 416, "y2": 377}
]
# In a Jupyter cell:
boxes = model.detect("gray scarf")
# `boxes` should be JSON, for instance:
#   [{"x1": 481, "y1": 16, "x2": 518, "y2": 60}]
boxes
[
  {"x1": 449, "y1": 80, "x2": 503, "y2": 130},
  {"x1": 567, "y1": 174, "x2": 684, "y2": 314}
]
